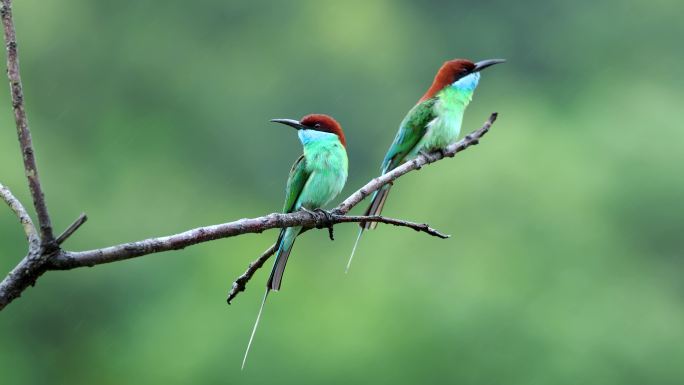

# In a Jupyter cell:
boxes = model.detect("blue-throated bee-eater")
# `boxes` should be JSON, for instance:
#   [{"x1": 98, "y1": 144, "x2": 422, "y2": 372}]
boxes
[
  {"x1": 347, "y1": 58, "x2": 505, "y2": 271},
  {"x1": 242, "y1": 114, "x2": 348, "y2": 369}
]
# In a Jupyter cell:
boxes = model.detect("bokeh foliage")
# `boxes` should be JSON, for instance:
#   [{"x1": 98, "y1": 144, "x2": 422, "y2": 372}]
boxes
[{"x1": 1, "y1": 0, "x2": 682, "y2": 384}]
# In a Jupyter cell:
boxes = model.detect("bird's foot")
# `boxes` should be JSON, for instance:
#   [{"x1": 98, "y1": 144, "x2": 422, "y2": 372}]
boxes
[
  {"x1": 312, "y1": 208, "x2": 333, "y2": 223},
  {"x1": 420, "y1": 148, "x2": 446, "y2": 159},
  {"x1": 314, "y1": 208, "x2": 335, "y2": 241},
  {"x1": 415, "y1": 150, "x2": 433, "y2": 169},
  {"x1": 300, "y1": 207, "x2": 335, "y2": 240},
  {"x1": 300, "y1": 207, "x2": 317, "y2": 222}
]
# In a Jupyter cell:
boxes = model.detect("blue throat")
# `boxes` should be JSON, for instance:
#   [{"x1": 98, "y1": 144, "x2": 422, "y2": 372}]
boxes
[
  {"x1": 451, "y1": 72, "x2": 480, "y2": 92},
  {"x1": 298, "y1": 129, "x2": 338, "y2": 145}
]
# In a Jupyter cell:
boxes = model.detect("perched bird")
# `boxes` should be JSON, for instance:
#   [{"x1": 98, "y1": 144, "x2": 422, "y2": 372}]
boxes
[
  {"x1": 346, "y1": 58, "x2": 505, "y2": 272},
  {"x1": 242, "y1": 114, "x2": 348, "y2": 369}
]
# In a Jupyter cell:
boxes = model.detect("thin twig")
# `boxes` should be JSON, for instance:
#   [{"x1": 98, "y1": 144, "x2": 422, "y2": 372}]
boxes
[
  {"x1": 334, "y1": 215, "x2": 449, "y2": 238},
  {"x1": 56, "y1": 213, "x2": 88, "y2": 245},
  {"x1": 1, "y1": 0, "x2": 55, "y2": 248},
  {"x1": 0, "y1": 182, "x2": 39, "y2": 250},
  {"x1": 227, "y1": 243, "x2": 277, "y2": 304}
]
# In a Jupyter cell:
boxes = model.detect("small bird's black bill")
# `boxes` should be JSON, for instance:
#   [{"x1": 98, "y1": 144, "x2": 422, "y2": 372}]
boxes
[
  {"x1": 473, "y1": 59, "x2": 506, "y2": 72},
  {"x1": 270, "y1": 118, "x2": 306, "y2": 130}
]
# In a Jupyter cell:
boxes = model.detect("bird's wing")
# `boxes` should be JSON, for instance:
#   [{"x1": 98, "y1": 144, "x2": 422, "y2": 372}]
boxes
[
  {"x1": 282, "y1": 154, "x2": 310, "y2": 213},
  {"x1": 380, "y1": 97, "x2": 437, "y2": 173}
]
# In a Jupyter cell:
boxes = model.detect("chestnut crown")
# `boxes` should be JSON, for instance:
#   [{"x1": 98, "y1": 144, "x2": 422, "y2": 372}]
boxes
[{"x1": 299, "y1": 114, "x2": 346, "y2": 147}]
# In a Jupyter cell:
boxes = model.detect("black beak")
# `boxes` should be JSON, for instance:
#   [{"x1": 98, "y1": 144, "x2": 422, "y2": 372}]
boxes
[
  {"x1": 473, "y1": 59, "x2": 506, "y2": 73},
  {"x1": 270, "y1": 118, "x2": 307, "y2": 130}
]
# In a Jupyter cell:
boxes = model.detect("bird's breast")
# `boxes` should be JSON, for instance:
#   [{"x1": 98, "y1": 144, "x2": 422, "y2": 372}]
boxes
[
  {"x1": 299, "y1": 143, "x2": 348, "y2": 209},
  {"x1": 422, "y1": 108, "x2": 464, "y2": 150}
]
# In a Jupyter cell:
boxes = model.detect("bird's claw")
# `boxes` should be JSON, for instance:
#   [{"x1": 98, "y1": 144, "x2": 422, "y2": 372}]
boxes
[
  {"x1": 301, "y1": 208, "x2": 335, "y2": 241},
  {"x1": 314, "y1": 208, "x2": 335, "y2": 241},
  {"x1": 420, "y1": 148, "x2": 445, "y2": 159},
  {"x1": 301, "y1": 207, "x2": 316, "y2": 217}
]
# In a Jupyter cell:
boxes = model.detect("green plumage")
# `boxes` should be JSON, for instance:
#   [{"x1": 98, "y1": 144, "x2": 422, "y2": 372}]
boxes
[
  {"x1": 380, "y1": 98, "x2": 437, "y2": 173},
  {"x1": 282, "y1": 154, "x2": 309, "y2": 213},
  {"x1": 268, "y1": 130, "x2": 348, "y2": 291},
  {"x1": 243, "y1": 116, "x2": 348, "y2": 370},
  {"x1": 360, "y1": 84, "x2": 476, "y2": 231}
]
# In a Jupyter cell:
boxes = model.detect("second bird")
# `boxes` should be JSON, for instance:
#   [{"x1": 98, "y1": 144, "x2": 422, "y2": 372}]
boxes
[
  {"x1": 242, "y1": 114, "x2": 348, "y2": 369},
  {"x1": 347, "y1": 58, "x2": 505, "y2": 271}
]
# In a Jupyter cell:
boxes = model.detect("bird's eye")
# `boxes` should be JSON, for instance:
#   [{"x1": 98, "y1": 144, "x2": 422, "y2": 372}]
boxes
[{"x1": 314, "y1": 123, "x2": 321, "y2": 128}]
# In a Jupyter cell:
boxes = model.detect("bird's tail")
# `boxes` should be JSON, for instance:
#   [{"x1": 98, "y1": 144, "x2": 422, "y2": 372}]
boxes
[
  {"x1": 345, "y1": 227, "x2": 364, "y2": 273},
  {"x1": 242, "y1": 288, "x2": 269, "y2": 370},
  {"x1": 242, "y1": 226, "x2": 301, "y2": 369},
  {"x1": 345, "y1": 185, "x2": 392, "y2": 272},
  {"x1": 362, "y1": 185, "x2": 392, "y2": 230},
  {"x1": 267, "y1": 226, "x2": 302, "y2": 291}
]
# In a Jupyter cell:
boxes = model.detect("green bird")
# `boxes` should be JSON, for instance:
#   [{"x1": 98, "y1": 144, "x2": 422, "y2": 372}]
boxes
[
  {"x1": 346, "y1": 58, "x2": 505, "y2": 272},
  {"x1": 242, "y1": 114, "x2": 348, "y2": 369}
]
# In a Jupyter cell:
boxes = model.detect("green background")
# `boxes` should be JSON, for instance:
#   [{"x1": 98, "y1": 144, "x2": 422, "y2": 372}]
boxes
[{"x1": 1, "y1": 0, "x2": 682, "y2": 384}]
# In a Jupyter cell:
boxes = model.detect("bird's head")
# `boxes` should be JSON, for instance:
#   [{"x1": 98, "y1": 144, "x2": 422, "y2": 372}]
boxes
[
  {"x1": 270, "y1": 114, "x2": 346, "y2": 147},
  {"x1": 419, "y1": 58, "x2": 505, "y2": 102}
]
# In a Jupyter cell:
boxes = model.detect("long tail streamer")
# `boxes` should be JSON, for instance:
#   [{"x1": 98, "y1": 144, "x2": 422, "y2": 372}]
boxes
[
  {"x1": 346, "y1": 227, "x2": 364, "y2": 273},
  {"x1": 241, "y1": 289, "x2": 269, "y2": 370}
]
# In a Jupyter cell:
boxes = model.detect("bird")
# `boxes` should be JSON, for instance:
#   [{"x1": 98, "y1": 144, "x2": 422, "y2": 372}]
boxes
[
  {"x1": 346, "y1": 58, "x2": 505, "y2": 272},
  {"x1": 242, "y1": 114, "x2": 348, "y2": 369}
]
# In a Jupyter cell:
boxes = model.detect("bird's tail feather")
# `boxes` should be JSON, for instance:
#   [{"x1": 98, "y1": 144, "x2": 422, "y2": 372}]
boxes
[
  {"x1": 346, "y1": 185, "x2": 391, "y2": 272},
  {"x1": 362, "y1": 186, "x2": 392, "y2": 230},
  {"x1": 345, "y1": 227, "x2": 364, "y2": 273},
  {"x1": 241, "y1": 225, "x2": 302, "y2": 369},
  {"x1": 242, "y1": 288, "x2": 269, "y2": 370},
  {"x1": 267, "y1": 226, "x2": 302, "y2": 291}
]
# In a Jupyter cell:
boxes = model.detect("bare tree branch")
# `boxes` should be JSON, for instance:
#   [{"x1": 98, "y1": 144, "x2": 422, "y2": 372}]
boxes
[
  {"x1": 0, "y1": 0, "x2": 500, "y2": 311},
  {"x1": 225, "y1": 213, "x2": 451, "y2": 304},
  {"x1": 0, "y1": 182, "x2": 39, "y2": 250},
  {"x1": 1, "y1": 0, "x2": 55, "y2": 248},
  {"x1": 56, "y1": 213, "x2": 88, "y2": 245},
  {"x1": 0, "y1": 249, "x2": 49, "y2": 310},
  {"x1": 0, "y1": 182, "x2": 48, "y2": 310},
  {"x1": 227, "y1": 243, "x2": 277, "y2": 304},
  {"x1": 48, "y1": 212, "x2": 448, "y2": 270},
  {"x1": 226, "y1": 113, "x2": 498, "y2": 303}
]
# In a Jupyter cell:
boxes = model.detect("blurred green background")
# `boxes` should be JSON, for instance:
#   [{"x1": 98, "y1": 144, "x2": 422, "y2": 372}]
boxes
[{"x1": 1, "y1": 0, "x2": 683, "y2": 384}]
